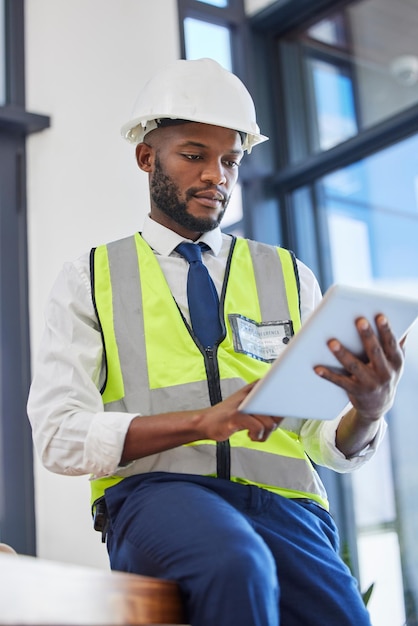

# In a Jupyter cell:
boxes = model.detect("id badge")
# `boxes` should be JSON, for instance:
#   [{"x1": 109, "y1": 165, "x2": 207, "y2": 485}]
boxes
[{"x1": 229, "y1": 314, "x2": 293, "y2": 363}]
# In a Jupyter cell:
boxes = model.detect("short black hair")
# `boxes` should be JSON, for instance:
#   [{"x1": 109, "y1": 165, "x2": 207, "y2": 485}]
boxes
[{"x1": 156, "y1": 118, "x2": 246, "y2": 145}]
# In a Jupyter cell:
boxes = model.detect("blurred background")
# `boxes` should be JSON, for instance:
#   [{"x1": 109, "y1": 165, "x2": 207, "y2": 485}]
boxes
[{"x1": 1, "y1": 1, "x2": 418, "y2": 624}]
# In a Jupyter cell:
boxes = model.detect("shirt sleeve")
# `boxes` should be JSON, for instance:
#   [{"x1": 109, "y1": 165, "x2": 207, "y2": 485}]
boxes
[
  {"x1": 295, "y1": 258, "x2": 387, "y2": 471},
  {"x1": 27, "y1": 257, "x2": 138, "y2": 477},
  {"x1": 300, "y1": 413, "x2": 387, "y2": 472}
]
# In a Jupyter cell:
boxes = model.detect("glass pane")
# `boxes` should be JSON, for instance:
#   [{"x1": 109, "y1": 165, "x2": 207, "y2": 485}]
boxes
[
  {"x1": 313, "y1": 132, "x2": 418, "y2": 622},
  {"x1": 307, "y1": 15, "x2": 346, "y2": 47},
  {"x1": 351, "y1": 435, "x2": 396, "y2": 528},
  {"x1": 307, "y1": 57, "x2": 358, "y2": 151},
  {"x1": 321, "y1": 135, "x2": 418, "y2": 286},
  {"x1": 292, "y1": 0, "x2": 418, "y2": 154},
  {"x1": 195, "y1": 0, "x2": 228, "y2": 6},
  {"x1": 0, "y1": 0, "x2": 5, "y2": 105},
  {"x1": 184, "y1": 17, "x2": 232, "y2": 71},
  {"x1": 222, "y1": 182, "x2": 243, "y2": 229},
  {"x1": 358, "y1": 532, "x2": 405, "y2": 626}
]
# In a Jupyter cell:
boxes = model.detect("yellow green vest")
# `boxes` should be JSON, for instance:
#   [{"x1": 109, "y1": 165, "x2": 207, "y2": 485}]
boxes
[{"x1": 90, "y1": 233, "x2": 329, "y2": 510}]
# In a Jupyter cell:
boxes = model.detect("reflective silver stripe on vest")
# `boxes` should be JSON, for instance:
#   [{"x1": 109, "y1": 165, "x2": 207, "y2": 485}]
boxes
[
  {"x1": 229, "y1": 447, "x2": 326, "y2": 499},
  {"x1": 106, "y1": 236, "x2": 152, "y2": 411},
  {"x1": 233, "y1": 240, "x2": 305, "y2": 435},
  {"x1": 105, "y1": 377, "x2": 244, "y2": 414},
  {"x1": 247, "y1": 240, "x2": 291, "y2": 321},
  {"x1": 102, "y1": 444, "x2": 326, "y2": 503}
]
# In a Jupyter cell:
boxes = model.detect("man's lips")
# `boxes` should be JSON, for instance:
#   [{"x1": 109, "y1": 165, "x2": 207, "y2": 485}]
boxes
[{"x1": 193, "y1": 190, "x2": 227, "y2": 207}]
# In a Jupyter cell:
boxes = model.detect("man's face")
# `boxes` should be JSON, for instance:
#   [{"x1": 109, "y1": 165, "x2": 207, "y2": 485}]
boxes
[{"x1": 138, "y1": 122, "x2": 243, "y2": 240}]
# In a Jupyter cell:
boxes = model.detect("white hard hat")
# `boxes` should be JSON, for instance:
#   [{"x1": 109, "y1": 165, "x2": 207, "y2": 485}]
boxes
[{"x1": 121, "y1": 58, "x2": 268, "y2": 153}]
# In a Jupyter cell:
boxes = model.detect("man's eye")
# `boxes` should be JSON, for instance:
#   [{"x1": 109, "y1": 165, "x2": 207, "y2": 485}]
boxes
[
  {"x1": 224, "y1": 160, "x2": 240, "y2": 168},
  {"x1": 183, "y1": 154, "x2": 202, "y2": 160}
]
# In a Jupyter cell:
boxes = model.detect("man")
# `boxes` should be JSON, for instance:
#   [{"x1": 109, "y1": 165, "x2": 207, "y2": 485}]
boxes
[{"x1": 28, "y1": 58, "x2": 404, "y2": 626}]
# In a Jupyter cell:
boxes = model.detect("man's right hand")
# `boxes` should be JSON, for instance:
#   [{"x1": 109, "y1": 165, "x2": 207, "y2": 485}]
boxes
[
  {"x1": 195, "y1": 382, "x2": 283, "y2": 442},
  {"x1": 121, "y1": 382, "x2": 283, "y2": 464}
]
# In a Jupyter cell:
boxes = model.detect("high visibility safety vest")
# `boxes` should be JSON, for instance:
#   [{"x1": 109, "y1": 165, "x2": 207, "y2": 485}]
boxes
[{"x1": 90, "y1": 233, "x2": 329, "y2": 510}]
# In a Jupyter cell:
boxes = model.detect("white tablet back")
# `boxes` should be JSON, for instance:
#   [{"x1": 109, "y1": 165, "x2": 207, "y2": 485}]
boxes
[{"x1": 239, "y1": 284, "x2": 418, "y2": 421}]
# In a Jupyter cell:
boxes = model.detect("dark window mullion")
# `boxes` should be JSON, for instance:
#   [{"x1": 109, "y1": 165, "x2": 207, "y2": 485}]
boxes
[
  {"x1": 5, "y1": 0, "x2": 25, "y2": 105},
  {"x1": 1, "y1": 0, "x2": 49, "y2": 134},
  {"x1": 0, "y1": 133, "x2": 36, "y2": 554},
  {"x1": 0, "y1": 0, "x2": 45, "y2": 556}
]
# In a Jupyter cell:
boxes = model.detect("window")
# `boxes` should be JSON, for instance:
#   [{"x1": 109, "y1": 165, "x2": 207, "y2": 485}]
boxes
[
  {"x1": 316, "y1": 135, "x2": 418, "y2": 625},
  {"x1": 178, "y1": 0, "x2": 250, "y2": 236},
  {"x1": 195, "y1": 0, "x2": 229, "y2": 7},
  {"x1": 320, "y1": 136, "x2": 418, "y2": 286},
  {"x1": 183, "y1": 17, "x2": 232, "y2": 69},
  {"x1": 307, "y1": 56, "x2": 358, "y2": 151},
  {"x1": 250, "y1": 0, "x2": 418, "y2": 622},
  {"x1": 289, "y1": 0, "x2": 418, "y2": 160}
]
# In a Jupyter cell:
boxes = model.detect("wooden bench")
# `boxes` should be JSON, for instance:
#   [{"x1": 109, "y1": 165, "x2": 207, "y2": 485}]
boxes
[{"x1": 0, "y1": 552, "x2": 187, "y2": 625}]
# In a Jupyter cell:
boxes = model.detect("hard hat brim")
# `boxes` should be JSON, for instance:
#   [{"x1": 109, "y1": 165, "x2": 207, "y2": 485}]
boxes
[{"x1": 121, "y1": 115, "x2": 268, "y2": 153}]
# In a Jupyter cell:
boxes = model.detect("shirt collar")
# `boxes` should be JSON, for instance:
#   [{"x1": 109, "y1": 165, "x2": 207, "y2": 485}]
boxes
[{"x1": 141, "y1": 214, "x2": 223, "y2": 256}]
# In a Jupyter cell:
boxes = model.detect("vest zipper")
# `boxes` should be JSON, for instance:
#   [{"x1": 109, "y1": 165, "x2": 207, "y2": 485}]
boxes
[{"x1": 205, "y1": 347, "x2": 231, "y2": 480}]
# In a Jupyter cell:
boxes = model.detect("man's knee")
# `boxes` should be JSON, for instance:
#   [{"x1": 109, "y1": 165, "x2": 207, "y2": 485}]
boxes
[{"x1": 204, "y1": 531, "x2": 277, "y2": 589}]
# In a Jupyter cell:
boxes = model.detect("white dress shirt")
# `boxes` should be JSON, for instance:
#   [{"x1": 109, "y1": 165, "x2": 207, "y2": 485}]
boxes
[{"x1": 27, "y1": 215, "x2": 385, "y2": 478}]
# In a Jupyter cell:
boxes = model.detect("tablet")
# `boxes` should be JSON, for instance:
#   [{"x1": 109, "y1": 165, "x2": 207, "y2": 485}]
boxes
[{"x1": 238, "y1": 283, "x2": 418, "y2": 422}]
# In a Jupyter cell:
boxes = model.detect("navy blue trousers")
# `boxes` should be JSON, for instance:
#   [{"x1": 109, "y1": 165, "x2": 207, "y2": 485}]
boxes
[{"x1": 105, "y1": 472, "x2": 371, "y2": 626}]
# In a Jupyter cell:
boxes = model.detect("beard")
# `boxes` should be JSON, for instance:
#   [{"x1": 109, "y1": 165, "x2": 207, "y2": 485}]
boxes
[{"x1": 150, "y1": 154, "x2": 230, "y2": 233}]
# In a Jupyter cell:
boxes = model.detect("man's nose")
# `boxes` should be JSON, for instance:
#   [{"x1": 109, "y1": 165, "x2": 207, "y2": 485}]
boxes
[{"x1": 200, "y1": 161, "x2": 227, "y2": 185}]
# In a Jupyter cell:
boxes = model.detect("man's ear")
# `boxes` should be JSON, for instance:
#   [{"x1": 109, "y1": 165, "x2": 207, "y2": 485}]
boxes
[{"x1": 135, "y1": 143, "x2": 154, "y2": 172}]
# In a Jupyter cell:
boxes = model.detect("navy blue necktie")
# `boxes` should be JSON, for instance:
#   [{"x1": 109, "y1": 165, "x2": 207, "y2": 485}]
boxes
[{"x1": 176, "y1": 242, "x2": 222, "y2": 348}]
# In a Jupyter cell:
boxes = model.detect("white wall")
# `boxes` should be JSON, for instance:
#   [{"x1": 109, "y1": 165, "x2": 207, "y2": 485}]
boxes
[{"x1": 25, "y1": 0, "x2": 180, "y2": 568}]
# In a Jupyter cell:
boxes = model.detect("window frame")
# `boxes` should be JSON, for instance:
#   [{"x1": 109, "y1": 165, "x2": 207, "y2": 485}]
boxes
[
  {"x1": 0, "y1": 0, "x2": 49, "y2": 555},
  {"x1": 177, "y1": 0, "x2": 253, "y2": 96},
  {"x1": 251, "y1": 0, "x2": 418, "y2": 196}
]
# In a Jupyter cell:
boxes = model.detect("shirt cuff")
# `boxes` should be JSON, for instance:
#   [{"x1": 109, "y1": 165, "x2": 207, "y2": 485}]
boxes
[
  {"x1": 85, "y1": 411, "x2": 139, "y2": 477},
  {"x1": 304, "y1": 413, "x2": 387, "y2": 473},
  {"x1": 319, "y1": 416, "x2": 387, "y2": 472}
]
